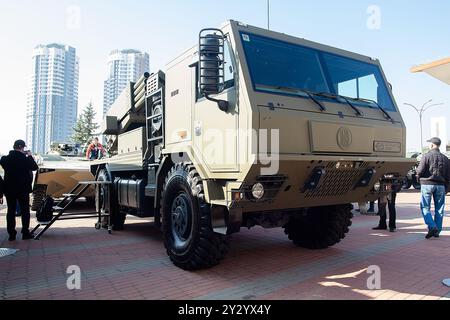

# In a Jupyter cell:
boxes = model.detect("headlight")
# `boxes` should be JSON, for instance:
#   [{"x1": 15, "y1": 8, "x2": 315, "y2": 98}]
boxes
[{"x1": 252, "y1": 183, "x2": 265, "y2": 200}]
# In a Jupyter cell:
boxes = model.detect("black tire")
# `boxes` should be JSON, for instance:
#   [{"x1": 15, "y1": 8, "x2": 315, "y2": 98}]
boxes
[
  {"x1": 161, "y1": 163, "x2": 230, "y2": 270},
  {"x1": 413, "y1": 183, "x2": 421, "y2": 190},
  {"x1": 86, "y1": 196, "x2": 95, "y2": 208},
  {"x1": 96, "y1": 169, "x2": 126, "y2": 231},
  {"x1": 284, "y1": 204, "x2": 353, "y2": 249},
  {"x1": 402, "y1": 178, "x2": 412, "y2": 190},
  {"x1": 31, "y1": 184, "x2": 47, "y2": 211}
]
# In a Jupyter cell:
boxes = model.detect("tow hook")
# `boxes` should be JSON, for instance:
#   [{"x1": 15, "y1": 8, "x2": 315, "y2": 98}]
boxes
[
  {"x1": 355, "y1": 168, "x2": 376, "y2": 188},
  {"x1": 302, "y1": 167, "x2": 326, "y2": 192}
]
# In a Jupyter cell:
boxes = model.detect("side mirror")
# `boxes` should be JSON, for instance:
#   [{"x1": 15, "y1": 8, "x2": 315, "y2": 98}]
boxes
[{"x1": 198, "y1": 29, "x2": 229, "y2": 112}]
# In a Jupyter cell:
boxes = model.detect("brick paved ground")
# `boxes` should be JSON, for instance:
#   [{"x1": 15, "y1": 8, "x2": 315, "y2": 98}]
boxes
[{"x1": 0, "y1": 190, "x2": 449, "y2": 300}]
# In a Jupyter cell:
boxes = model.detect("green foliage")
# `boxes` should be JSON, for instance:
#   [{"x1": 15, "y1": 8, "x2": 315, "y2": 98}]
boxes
[{"x1": 71, "y1": 102, "x2": 100, "y2": 145}]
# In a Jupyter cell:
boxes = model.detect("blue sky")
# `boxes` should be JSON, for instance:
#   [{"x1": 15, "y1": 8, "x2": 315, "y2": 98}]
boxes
[{"x1": 1, "y1": 0, "x2": 449, "y2": 153}]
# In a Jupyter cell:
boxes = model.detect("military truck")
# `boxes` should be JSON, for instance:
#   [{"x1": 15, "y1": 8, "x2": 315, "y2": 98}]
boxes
[{"x1": 92, "y1": 20, "x2": 415, "y2": 270}]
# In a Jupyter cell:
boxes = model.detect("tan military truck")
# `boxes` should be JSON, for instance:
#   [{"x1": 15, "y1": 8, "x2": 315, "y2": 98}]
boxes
[{"x1": 92, "y1": 20, "x2": 414, "y2": 270}]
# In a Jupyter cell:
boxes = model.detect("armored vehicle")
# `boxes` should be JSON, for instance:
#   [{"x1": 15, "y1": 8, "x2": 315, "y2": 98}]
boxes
[
  {"x1": 32, "y1": 144, "x2": 95, "y2": 211},
  {"x1": 92, "y1": 20, "x2": 414, "y2": 270}
]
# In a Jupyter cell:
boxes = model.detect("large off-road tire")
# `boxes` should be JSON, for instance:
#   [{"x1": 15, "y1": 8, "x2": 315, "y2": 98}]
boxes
[
  {"x1": 161, "y1": 163, "x2": 230, "y2": 270},
  {"x1": 31, "y1": 184, "x2": 47, "y2": 212},
  {"x1": 283, "y1": 204, "x2": 353, "y2": 249},
  {"x1": 96, "y1": 169, "x2": 126, "y2": 231}
]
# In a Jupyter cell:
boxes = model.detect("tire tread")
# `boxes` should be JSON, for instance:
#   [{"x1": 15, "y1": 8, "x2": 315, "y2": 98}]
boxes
[
  {"x1": 284, "y1": 204, "x2": 353, "y2": 249},
  {"x1": 162, "y1": 162, "x2": 230, "y2": 270}
]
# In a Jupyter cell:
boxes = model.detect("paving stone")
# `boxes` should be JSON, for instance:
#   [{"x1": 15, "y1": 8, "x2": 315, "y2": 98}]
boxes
[{"x1": 0, "y1": 192, "x2": 449, "y2": 300}]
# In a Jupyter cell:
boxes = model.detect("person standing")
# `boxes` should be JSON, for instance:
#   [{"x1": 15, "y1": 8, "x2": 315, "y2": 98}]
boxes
[
  {"x1": 86, "y1": 137, "x2": 105, "y2": 161},
  {"x1": 0, "y1": 140, "x2": 39, "y2": 241},
  {"x1": 368, "y1": 201, "x2": 376, "y2": 214},
  {"x1": 416, "y1": 137, "x2": 450, "y2": 239},
  {"x1": 373, "y1": 179, "x2": 401, "y2": 232},
  {"x1": 0, "y1": 174, "x2": 4, "y2": 206}
]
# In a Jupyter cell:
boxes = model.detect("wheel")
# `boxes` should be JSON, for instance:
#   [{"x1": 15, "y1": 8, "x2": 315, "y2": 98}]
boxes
[
  {"x1": 86, "y1": 196, "x2": 96, "y2": 208},
  {"x1": 402, "y1": 177, "x2": 412, "y2": 190},
  {"x1": 96, "y1": 169, "x2": 126, "y2": 231},
  {"x1": 413, "y1": 183, "x2": 421, "y2": 190},
  {"x1": 161, "y1": 163, "x2": 230, "y2": 270},
  {"x1": 283, "y1": 204, "x2": 353, "y2": 249},
  {"x1": 95, "y1": 222, "x2": 101, "y2": 230},
  {"x1": 31, "y1": 184, "x2": 47, "y2": 211}
]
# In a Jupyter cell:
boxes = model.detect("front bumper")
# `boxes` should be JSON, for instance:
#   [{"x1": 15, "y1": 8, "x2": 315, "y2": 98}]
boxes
[{"x1": 227, "y1": 155, "x2": 415, "y2": 213}]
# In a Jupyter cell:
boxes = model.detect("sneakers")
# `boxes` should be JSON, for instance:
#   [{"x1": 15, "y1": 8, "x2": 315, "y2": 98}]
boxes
[
  {"x1": 7, "y1": 231, "x2": 34, "y2": 241},
  {"x1": 372, "y1": 226, "x2": 396, "y2": 232},
  {"x1": 425, "y1": 228, "x2": 439, "y2": 240},
  {"x1": 22, "y1": 233, "x2": 35, "y2": 240}
]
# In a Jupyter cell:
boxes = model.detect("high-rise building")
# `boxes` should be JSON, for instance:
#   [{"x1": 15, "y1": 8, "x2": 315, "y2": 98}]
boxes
[
  {"x1": 26, "y1": 44, "x2": 79, "y2": 154},
  {"x1": 103, "y1": 49, "x2": 150, "y2": 115},
  {"x1": 430, "y1": 117, "x2": 448, "y2": 147}
]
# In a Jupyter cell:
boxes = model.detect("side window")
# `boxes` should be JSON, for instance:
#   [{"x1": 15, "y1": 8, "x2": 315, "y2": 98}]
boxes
[{"x1": 223, "y1": 39, "x2": 235, "y2": 90}]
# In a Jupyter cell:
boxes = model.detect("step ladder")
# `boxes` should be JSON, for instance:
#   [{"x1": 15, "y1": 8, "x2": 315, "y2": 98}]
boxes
[{"x1": 31, "y1": 180, "x2": 112, "y2": 240}]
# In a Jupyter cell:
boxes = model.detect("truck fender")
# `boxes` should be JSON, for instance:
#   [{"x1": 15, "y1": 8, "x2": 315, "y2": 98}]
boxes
[{"x1": 154, "y1": 155, "x2": 174, "y2": 210}]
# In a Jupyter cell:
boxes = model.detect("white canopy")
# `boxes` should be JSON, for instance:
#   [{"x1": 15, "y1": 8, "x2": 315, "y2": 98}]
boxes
[{"x1": 411, "y1": 57, "x2": 450, "y2": 85}]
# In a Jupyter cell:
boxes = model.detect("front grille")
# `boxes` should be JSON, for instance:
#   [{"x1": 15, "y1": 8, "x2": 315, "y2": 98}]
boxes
[{"x1": 305, "y1": 162, "x2": 370, "y2": 198}]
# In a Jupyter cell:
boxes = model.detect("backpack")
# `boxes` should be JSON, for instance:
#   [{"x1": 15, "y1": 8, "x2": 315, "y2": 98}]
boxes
[{"x1": 36, "y1": 196, "x2": 54, "y2": 223}]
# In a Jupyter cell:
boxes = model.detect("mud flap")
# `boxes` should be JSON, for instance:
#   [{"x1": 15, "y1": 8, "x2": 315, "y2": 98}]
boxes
[{"x1": 211, "y1": 206, "x2": 242, "y2": 235}]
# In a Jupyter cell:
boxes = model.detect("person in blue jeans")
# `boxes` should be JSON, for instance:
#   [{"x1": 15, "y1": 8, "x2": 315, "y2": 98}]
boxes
[{"x1": 416, "y1": 137, "x2": 450, "y2": 239}]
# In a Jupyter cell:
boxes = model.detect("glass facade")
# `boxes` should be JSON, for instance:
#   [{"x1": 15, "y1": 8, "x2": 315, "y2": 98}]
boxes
[
  {"x1": 26, "y1": 44, "x2": 79, "y2": 154},
  {"x1": 102, "y1": 50, "x2": 150, "y2": 115}
]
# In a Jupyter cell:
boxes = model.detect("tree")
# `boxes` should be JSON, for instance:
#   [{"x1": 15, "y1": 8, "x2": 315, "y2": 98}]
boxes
[{"x1": 71, "y1": 102, "x2": 100, "y2": 145}]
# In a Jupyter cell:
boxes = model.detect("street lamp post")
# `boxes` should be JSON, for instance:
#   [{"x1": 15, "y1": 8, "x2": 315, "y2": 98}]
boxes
[{"x1": 403, "y1": 100, "x2": 444, "y2": 152}]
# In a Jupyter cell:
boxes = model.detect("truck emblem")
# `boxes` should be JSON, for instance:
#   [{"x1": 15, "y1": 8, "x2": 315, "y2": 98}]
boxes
[{"x1": 337, "y1": 127, "x2": 353, "y2": 150}]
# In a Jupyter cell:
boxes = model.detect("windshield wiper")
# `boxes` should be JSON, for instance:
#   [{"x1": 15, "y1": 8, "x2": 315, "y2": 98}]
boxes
[
  {"x1": 349, "y1": 97, "x2": 394, "y2": 122},
  {"x1": 317, "y1": 92, "x2": 363, "y2": 117},
  {"x1": 272, "y1": 86, "x2": 327, "y2": 112}
]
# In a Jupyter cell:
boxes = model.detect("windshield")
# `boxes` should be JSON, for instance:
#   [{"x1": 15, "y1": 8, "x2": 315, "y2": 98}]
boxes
[{"x1": 241, "y1": 33, "x2": 396, "y2": 112}]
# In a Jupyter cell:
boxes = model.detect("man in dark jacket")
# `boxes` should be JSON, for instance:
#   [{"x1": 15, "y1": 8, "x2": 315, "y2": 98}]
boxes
[
  {"x1": 416, "y1": 137, "x2": 450, "y2": 239},
  {"x1": 0, "y1": 174, "x2": 4, "y2": 205},
  {"x1": 0, "y1": 140, "x2": 39, "y2": 241}
]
